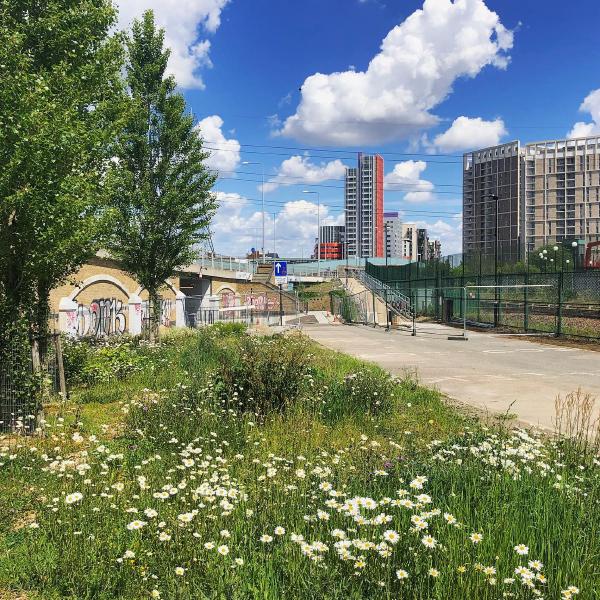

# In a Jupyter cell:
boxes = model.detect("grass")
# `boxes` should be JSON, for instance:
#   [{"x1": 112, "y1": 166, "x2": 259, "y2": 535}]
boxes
[{"x1": 0, "y1": 327, "x2": 598, "y2": 599}]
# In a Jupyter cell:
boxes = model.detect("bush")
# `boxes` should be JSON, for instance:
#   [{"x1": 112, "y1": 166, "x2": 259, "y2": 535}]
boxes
[
  {"x1": 216, "y1": 333, "x2": 312, "y2": 418},
  {"x1": 320, "y1": 365, "x2": 397, "y2": 422},
  {"x1": 62, "y1": 336, "x2": 150, "y2": 385}
]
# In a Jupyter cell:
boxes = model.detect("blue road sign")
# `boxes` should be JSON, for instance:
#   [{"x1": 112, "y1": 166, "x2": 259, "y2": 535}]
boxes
[{"x1": 274, "y1": 261, "x2": 287, "y2": 277}]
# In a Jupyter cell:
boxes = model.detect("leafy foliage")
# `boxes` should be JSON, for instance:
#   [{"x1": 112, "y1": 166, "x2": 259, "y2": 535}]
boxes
[
  {"x1": 216, "y1": 334, "x2": 313, "y2": 418},
  {"x1": 62, "y1": 336, "x2": 152, "y2": 386},
  {"x1": 0, "y1": 0, "x2": 123, "y2": 321},
  {"x1": 106, "y1": 10, "x2": 217, "y2": 339}
]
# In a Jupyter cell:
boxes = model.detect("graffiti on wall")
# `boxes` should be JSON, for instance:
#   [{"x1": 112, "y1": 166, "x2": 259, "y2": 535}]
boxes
[
  {"x1": 77, "y1": 298, "x2": 127, "y2": 337},
  {"x1": 220, "y1": 292, "x2": 237, "y2": 308},
  {"x1": 141, "y1": 299, "x2": 173, "y2": 328},
  {"x1": 243, "y1": 294, "x2": 277, "y2": 311}
]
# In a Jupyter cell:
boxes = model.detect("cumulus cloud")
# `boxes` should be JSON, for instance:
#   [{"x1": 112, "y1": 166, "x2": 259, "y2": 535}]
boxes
[
  {"x1": 277, "y1": 0, "x2": 513, "y2": 145},
  {"x1": 116, "y1": 0, "x2": 229, "y2": 89},
  {"x1": 384, "y1": 161, "x2": 435, "y2": 203},
  {"x1": 568, "y1": 89, "x2": 600, "y2": 138},
  {"x1": 432, "y1": 116, "x2": 506, "y2": 152},
  {"x1": 416, "y1": 213, "x2": 462, "y2": 254},
  {"x1": 196, "y1": 115, "x2": 241, "y2": 173},
  {"x1": 211, "y1": 193, "x2": 342, "y2": 257},
  {"x1": 211, "y1": 192, "x2": 263, "y2": 255},
  {"x1": 262, "y1": 156, "x2": 347, "y2": 193}
]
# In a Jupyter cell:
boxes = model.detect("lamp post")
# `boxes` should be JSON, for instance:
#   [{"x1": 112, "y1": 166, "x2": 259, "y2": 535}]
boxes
[
  {"x1": 242, "y1": 161, "x2": 265, "y2": 263},
  {"x1": 272, "y1": 213, "x2": 277, "y2": 258},
  {"x1": 484, "y1": 194, "x2": 500, "y2": 325},
  {"x1": 302, "y1": 190, "x2": 321, "y2": 277},
  {"x1": 571, "y1": 240, "x2": 578, "y2": 271},
  {"x1": 384, "y1": 222, "x2": 390, "y2": 330}
]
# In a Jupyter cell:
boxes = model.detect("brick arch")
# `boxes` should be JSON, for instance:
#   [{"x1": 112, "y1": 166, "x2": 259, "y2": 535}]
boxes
[
  {"x1": 134, "y1": 279, "x2": 185, "y2": 299},
  {"x1": 214, "y1": 285, "x2": 236, "y2": 296},
  {"x1": 69, "y1": 275, "x2": 131, "y2": 302}
]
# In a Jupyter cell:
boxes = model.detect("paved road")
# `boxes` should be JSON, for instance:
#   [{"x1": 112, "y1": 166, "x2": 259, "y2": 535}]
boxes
[{"x1": 303, "y1": 323, "x2": 600, "y2": 431}]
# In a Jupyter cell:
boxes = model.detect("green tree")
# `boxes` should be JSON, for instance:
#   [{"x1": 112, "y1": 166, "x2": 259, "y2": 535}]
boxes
[
  {"x1": 107, "y1": 11, "x2": 217, "y2": 340},
  {"x1": 0, "y1": 0, "x2": 123, "y2": 425}
]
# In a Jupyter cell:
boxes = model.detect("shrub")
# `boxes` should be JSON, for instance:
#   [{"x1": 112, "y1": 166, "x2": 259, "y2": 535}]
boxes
[
  {"x1": 320, "y1": 365, "x2": 397, "y2": 423},
  {"x1": 216, "y1": 333, "x2": 312, "y2": 418},
  {"x1": 62, "y1": 336, "x2": 150, "y2": 385}
]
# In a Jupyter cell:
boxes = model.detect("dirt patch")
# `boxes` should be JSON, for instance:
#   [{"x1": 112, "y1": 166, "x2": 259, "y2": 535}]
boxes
[
  {"x1": 0, "y1": 590, "x2": 30, "y2": 600},
  {"x1": 11, "y1": 511, "x2": 37, "y2": 532}
]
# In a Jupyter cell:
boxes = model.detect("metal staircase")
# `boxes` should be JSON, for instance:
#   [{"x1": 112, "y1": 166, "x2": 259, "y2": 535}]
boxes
[{"x1": 349, "y1": 268, "x2": 415, "y2": 324}]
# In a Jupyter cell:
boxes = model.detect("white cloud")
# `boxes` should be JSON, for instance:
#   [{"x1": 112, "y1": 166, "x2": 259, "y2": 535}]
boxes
[
  {"x1": 416, "y1": 213, "x2": 462, "y2": 254},
  {"x1": 384, "y1": 161, "x2": 435, "y2": 203},
  {"x1": 262, "y1": 156, "x2": 347, "y2": 193},
  {"x1": 568, "y1": 89, "x2": 600, "y2": 138},
  {"x1": 433, "y1": 116, "x2": 506, "y2": 152},
  {"x1": 116, "y1": 0, "x2": 229, "y2": 89},
  {"x1": 211, "y1": 193, "x2": 342, "y2": 257},
  {"x1": 196, "y1": 115, "x2": 241, "y2": 173},
  {"x1": 277, "y1": 0, "x2": 513, "y2": 145}
]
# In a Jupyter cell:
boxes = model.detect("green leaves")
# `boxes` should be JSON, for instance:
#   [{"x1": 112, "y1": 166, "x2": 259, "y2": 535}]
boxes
[
  {"x1": 106, "y1": 10, "x2": 217, "y2": 334},
  {"x1": 0, "y1": 0, "x2": 124, "y2": 316}
]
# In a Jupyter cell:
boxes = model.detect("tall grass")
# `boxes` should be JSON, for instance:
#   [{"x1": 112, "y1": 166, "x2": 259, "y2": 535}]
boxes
[{"x1": 0, "y1": 328, "x2": 597, "y2": 599}]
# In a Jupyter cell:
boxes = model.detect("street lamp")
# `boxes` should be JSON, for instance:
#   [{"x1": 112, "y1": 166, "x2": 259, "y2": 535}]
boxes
[
  {"x1": 484, "y1": 193, "x2": 499, "y2": 326},
  {"x1": 302, "y1": 190, "x2": 321, "y2": 277},
  {"x1": 571, "y1": 240, "x2": 578, "y2": 271},
  {"x1": 384, "y1": 222, "x2": 390, "y2": 330},
  {"x1": 242, "y1": 161, "x2": 265, "y2": 263}
]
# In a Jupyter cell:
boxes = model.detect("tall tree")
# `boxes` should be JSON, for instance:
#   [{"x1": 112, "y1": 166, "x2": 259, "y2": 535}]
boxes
[
  {"x1": 107, "y1": 10, "x2": 217, "y2": 340},
  {"x1": 0, "y1": 0, "x2": 123, "y2": 420}
]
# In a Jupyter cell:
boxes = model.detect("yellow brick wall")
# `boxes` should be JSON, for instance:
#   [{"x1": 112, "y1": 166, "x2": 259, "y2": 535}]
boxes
[{"x1": 49, "y1": 258, "x2": 180, "y2": 330}]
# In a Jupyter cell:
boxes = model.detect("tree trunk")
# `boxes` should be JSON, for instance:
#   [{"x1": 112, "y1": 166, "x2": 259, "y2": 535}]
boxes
[{"x1": 148, "y1": 289, "x2": 161, "y2": 343}]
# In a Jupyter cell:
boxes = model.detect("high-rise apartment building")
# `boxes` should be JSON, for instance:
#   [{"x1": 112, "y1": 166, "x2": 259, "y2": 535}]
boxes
[
  {"x1": 345, "y1": 153, "x2": 384, "y2": 258},
  {"x1": 523, "y1": 137, "x2": 600, "y2": 251},
  {"x1": 463, "y1": 141, "x2": 522, "y2": 260},
  {"x1": 463, "y1": 135, "x2": 600, "y2": 259},
  {"x1": 384, "y1": 212, "x2": 403, "y2": 258}
]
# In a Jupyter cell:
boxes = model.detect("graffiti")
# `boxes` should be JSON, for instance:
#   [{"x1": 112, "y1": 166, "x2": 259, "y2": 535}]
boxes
[
  {"x1": 220, "y1": 292, "x2": 237, "y2": 308},
  {"x1": 243, "y1": 294, "x2": 277, "y2": 311},
  {"x1": 141, "y1": 299, "x2": 173, "y2": 329},
  {"x1": 77, "y1": 298, "x2": 127, "y2": 337}
]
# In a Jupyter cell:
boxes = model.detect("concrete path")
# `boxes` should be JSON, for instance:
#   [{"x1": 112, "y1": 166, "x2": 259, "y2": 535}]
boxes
[{"x1": 303, "y1": 323, "x2": 600, "y2": 431}]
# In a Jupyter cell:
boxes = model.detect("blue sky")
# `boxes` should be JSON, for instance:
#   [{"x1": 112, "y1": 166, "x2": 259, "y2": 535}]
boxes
[{"x1": 118, "y1": 0, "x2": 600, "y2": 257}]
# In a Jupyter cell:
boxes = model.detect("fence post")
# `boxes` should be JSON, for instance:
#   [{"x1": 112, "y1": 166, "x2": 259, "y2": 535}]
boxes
[
  {"x1": 53, "y1": 334, "x2": 67, "y2": 398},
  {"x1": 372, "y1": 291, "x2": 377, "y2": 327},
  {"x1": 31, "y1": 339, "x2": 41, "y2": 374},
  {"x1": 556, "y1": 271, "x2": 563, "y2": 337},
  {"x1": 523, "y1": 271, "x2": 529, "y2": 332}
]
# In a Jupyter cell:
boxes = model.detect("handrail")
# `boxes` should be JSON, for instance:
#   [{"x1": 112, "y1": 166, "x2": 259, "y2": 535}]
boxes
[{"x1": 349, "y1": 268, "x2": 413, "y2": 315}]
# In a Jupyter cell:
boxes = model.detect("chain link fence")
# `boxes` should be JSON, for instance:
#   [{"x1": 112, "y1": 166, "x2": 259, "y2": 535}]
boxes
[
  {"x1": 0, "y1": 326, "x2": 65, "y2": 433},
  {"x1": 366, "y1": 262, "x2": 600, "y2": 339}
]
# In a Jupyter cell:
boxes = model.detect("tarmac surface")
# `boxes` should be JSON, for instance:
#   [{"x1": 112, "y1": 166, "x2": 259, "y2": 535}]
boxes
[{"x1": 303, "y1": 322, "x2": 600, "y2": 431}]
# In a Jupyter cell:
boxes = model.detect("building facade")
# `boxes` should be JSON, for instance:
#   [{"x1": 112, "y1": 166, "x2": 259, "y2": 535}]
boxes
[
  {"x1": 345, "y1": 153, "x2": 384, "y2": 258},
  {"x1": 428, "y1": 239, "x2": 442, "y2": 260},
  {"x1": 463, "y1": 141, "x2": 522, "y2": 261},
  {"x1": 317, "y1": 225, "x2": 345, "y2": 260},
  {"x1": 463, "y1": 135, "x2": 600, "y2": 260},
  {"x1": 384, "y1": 212, "x2": 403, "y2": 258},
  {"x1": 523, "y1": 137, "x2": 600, "y2": 252}
]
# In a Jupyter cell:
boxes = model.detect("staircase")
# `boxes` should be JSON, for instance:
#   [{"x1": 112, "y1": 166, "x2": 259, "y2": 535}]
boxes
[
  {"x1": 251, "y1": 263, "x2": 308, "y2": 313},
  {"x1": 348, "y1": 268, "x2": 415, "y2": 325},
  {"x1": 253, "y1": 263, "x2": 273, "y2": 284}
]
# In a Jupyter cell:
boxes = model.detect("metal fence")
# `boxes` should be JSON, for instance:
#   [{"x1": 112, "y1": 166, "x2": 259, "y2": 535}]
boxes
[
  {"x1": 182, "y1": 291, "x2": 304, "y2": 328},
  {"x1": 331, "y1": 290, "x2": 376, "y2": 326},
  {"x1": 0, "y1": 331, "x2": 64, "y2": 433},
  {"x1": 366, "y1": 262, "x2": 600, "y2": 340}
]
